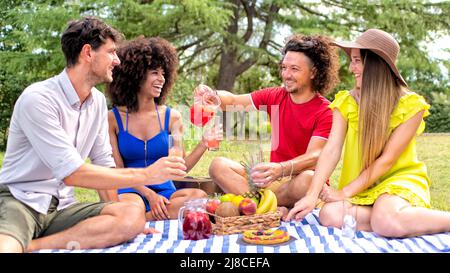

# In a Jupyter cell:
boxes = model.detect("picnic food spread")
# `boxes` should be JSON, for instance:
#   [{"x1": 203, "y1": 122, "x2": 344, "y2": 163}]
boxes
[{"x1": 242, "y1": 229, "x2": 290, "y2": 245}]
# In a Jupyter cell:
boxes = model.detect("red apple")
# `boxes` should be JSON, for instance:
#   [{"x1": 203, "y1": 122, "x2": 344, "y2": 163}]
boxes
[
  {"x1": 205, "y1": 199, "x2": 221, "y2": 214},
  {"x1": 238, "y1": 198, "x2": 257, "y2": 216}
]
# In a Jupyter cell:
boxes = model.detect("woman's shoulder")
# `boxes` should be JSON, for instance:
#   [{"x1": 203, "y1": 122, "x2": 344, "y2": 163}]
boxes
[
  {"x1": 396, "y1": 91, "x2": 430, "y2": 112},
  {"x1": 109, "y1": 106, "x2": 127, "y2": 113},
  {"x1": 329, "y1": 90, "x2": 357, "y2": 109},
  {"x1": 390, "y1": 91, "x2": 430, "y2": 130}
]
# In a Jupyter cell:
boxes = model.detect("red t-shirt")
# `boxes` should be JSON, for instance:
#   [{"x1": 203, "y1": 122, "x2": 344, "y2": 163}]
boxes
[{"x1": 251, "y1": 86, "x2": 332, "y2": 163}]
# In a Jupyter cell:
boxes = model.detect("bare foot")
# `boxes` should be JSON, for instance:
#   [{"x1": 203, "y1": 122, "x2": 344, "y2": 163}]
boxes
[
  {"x1": 143, "y1": 227, "x2": 161, "y2": 235},
  {"x1": 277, "y1": 206, "x2": 289, "y2": 221}
]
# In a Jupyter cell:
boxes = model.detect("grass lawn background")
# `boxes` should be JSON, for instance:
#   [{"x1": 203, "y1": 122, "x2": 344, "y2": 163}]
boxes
[{"x1": 0, "y1": 134, "x2": 448, "y2": 211}]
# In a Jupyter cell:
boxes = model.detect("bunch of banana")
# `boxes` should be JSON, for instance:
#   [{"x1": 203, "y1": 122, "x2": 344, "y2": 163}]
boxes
[{"x1": 255, "y1": 189, "x2": 277, "y2": 214}]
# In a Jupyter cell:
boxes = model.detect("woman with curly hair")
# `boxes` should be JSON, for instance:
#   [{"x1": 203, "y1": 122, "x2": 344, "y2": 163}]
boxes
[
  {"x1": 199, "y1": 34, "x2": 340, "y2": 209},
  {"x1": 101, "y1": 37, "x2": 208, "y2": 221},
  {"x1": 286, "y1": 29, "x2": 450, "y2": 237}
]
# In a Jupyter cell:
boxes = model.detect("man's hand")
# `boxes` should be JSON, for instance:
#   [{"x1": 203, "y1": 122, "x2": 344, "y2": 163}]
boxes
[
  {"x1": 250, "y1": 162, "x2": 283, "y2": 187},
  {"x1": 285, "y1": 195, "x2": 317, "y2": 222},
  {"x1": 145, "y1": 156, "x2": 187, "y2": 184}
]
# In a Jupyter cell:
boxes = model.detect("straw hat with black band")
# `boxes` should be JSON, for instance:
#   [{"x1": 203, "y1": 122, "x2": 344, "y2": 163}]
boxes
[{"x1": 332, "y1": 28, "x2": 408, "y2": 87}]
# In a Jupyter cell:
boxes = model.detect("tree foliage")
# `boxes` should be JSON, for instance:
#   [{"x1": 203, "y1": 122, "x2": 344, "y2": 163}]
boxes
[{"x1": 0, "y1": 0, "x2": 449, "y2": 150}]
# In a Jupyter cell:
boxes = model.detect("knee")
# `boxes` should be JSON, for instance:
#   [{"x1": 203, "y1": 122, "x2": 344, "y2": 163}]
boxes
[
  {"x1": 186, "y1": 189, "x2": 208, "y2": 199},
  {"x1": 208, "y1": 157, "x2": 228, "y2": 178},
  {"x1": 114, "y1": 204, "x2": 146, "y2": 240},
  {"x1": 287, "y1": 170, "x2": 314, "y2": 199},
  {"x1": 371, "y1": 210, "x2": 406, "y2": 238},
  {"x1": 0, "y1": 234, "x2": 24, "y2": 253},
  {"x1": 319, "y1": 203, "x2": 342, "y2": 228}
]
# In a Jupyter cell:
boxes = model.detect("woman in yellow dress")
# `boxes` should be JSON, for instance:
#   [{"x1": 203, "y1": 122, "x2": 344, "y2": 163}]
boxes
[{"x1": 286, "y1": 29, "x2": 450, "y2": 237}]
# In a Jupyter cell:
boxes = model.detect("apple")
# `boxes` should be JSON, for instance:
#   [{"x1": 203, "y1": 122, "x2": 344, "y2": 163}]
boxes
[
  {"x1": 238, "y1": 198, "x2": 257, "y2": 216},
  {"x1": 205, "y1": 198, "x2": 221, "y2": 214}
]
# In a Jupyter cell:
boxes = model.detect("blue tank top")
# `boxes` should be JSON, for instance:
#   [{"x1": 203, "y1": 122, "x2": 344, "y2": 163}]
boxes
[
  {"x1": 112, "y1": 106, "x2": 170, "y2": 168},
  {"x1": 113, "y1": 106, "x2": 176, "y2": 205}
]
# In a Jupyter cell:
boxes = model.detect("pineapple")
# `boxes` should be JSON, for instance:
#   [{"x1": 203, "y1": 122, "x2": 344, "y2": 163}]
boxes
[{"x1": 240, "y1": 149, "x2": 265, "y2": 204}]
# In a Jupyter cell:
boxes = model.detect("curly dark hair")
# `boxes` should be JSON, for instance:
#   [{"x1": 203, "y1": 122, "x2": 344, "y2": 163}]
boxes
[
  {"x1": 281, "y1": 34, "x2": 340, "y2": 95},
  {"x1": 61, "y1": 16, "x2": 123, "y2": 68},
  {"x1": 107, "y1": 36, "x2": 178, "y2": 112}
]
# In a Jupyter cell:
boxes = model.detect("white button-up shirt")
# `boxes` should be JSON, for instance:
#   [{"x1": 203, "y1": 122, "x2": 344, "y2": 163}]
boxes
[{"x1": 0, "y1": 70, "x2": 115, "y2": 214}]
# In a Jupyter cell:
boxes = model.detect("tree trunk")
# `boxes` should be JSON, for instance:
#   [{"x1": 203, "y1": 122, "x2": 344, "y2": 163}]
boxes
[{"x1": 216, "y1": 50, "x2": 238, "y2": 91}]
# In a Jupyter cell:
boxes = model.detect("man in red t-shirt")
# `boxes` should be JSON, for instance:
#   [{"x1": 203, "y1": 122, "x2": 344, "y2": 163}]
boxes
[{"x1": 196, "y1": 34, "x2": 340, "y2": 215}]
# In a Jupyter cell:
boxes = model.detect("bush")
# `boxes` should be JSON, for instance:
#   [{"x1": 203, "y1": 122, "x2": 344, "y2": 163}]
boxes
[{"x1": 426, "y1": 92, "x2": 450, "y2": 133}]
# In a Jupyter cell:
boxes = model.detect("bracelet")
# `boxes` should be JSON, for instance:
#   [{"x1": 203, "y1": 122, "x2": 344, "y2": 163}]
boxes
[{"x1": 276, "y1": 162, "x2": 284, "y2": 181}]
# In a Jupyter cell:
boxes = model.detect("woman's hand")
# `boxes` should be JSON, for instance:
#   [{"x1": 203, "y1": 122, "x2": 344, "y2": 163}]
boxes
[
  {"x1": 285, "y1": 195, "x2": 317, "y2": 222},
  {"x1": 141, "y1": 188, "x2": 171, "y2": 220},
  {"x1": 146, "y1": 191, "x2": 170, "y2": 220},
  {"x1": 319, "y1": 184, "x2": 347, "y2": 203},
  {"x1": 250, "y1": 162, "x2": 283, "y2": 187}
]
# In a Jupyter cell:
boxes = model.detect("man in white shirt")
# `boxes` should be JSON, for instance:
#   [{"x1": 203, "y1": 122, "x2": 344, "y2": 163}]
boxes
[{"x1": 0, "y1": 17, "x2": 187, "y2": 253}]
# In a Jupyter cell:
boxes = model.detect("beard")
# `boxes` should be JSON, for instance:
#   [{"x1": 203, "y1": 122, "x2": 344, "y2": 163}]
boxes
[
  {"x1": 283, "y1": 81, "x2": 300, "y2": 93},
  {"x1": 89, "y1": 67, "x2": 113, "y2": 86}
]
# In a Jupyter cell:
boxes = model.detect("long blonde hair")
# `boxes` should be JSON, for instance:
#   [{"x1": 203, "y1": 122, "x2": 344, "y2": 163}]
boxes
[{"x1": 358, "y1": 49, "x2": 404, "y2": 173}]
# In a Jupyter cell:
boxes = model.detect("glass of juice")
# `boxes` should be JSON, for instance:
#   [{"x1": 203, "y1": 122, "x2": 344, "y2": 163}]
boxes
[
  {"x1": 203, "y1": 117, "x2": 222, "y2": 151},
  {"x1": 168, "y1": 134, "x2": 183, "y2": 157}
]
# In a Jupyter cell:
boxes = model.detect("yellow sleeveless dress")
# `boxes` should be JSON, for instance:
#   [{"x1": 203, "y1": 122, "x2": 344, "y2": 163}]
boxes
[{"x1": 329, "y1": 90, "x2": 431, "y2": 208}]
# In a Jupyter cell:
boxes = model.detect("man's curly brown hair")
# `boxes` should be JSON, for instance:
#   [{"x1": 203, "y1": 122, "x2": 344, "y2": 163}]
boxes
[
  {"x1": 281, "y1": 34, "x2": 340, "y2": 95},
  {"x1": 107, "y1": 36, "x2": 178, "y2": 112}
]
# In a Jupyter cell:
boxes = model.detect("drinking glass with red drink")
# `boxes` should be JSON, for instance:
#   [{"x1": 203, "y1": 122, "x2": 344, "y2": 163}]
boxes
[
  {"x1": 177, "y1": 198, "x2": 212, "y2": 240},
  {"x1": 203, "y1": 118, "x2": 222, "y2": 151}
]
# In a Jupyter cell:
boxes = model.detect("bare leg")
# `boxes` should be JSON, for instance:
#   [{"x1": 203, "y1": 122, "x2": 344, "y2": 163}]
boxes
[
  {"x1": 145, "y1": 188, "x2": 207, "y2": 220},
  {"x1": 275, "y1": 170, "x2": 314, "y2": 207},
  {"x1": 371, "y1": 194, "x2": 450, "y2": 237},
  {"x1": 0, "y1": 234, "x2": 23, "y2": 253},
  {"x1": 209, "y1": 157, "x2": 248, "y2": 194},
  {"x1": 26, "y1": 202, "x2": 145, "y2": 251},
  {"x1": 319, "y1": 201, "x2": 373, "y2": 232},
  {"x1": 119, "y1": 193, "x2": 146, "y2": 209}
]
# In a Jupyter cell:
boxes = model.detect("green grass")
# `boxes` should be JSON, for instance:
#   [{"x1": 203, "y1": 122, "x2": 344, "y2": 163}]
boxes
[{"x1": 0, "y1": 134, "x2": 448, "y2": 211}]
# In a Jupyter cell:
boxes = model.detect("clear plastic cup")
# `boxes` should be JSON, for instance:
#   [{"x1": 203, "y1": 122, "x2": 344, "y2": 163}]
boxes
[
  {"x1": 341, "y1": 200, "x2": 357, "y2": 239},
  {"x1": 168, "y1": 134, "x2": 183, "y2": 157}
]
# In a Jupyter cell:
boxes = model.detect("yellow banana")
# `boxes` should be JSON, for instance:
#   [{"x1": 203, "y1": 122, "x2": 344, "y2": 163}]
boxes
[
  {"x1": 256, "y1": 189, "x2": 275, "y2": 214},
  {"x1": 256, "y1": 190, "x2": 268, "y2": 214},
  {"x1": 257, "y1": 190, "x2": 266, "y2": 208},
  {"x1": 268, "y1": 191, "x2": 278, "y2": 212}
]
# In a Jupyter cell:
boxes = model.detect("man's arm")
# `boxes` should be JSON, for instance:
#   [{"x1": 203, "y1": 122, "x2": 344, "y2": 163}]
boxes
[
  {"x1": 19, "y1": 92, "x2": 187, "y2": 192},
  {"x1": 250, "y1": 137, "x2": 327, "y2": 185},
  {"x1": 194, "y1": 84, "x2": 255, "y2": 111},
  {"x1": 64, "y1": 157, "x2": 186, "y2": 189},
  {"x1": 216, "y1": 90, "x2": 255, "y2": 111},
  {"x1": 285, "y1": 136, "x2": 328, "y2": 174}
]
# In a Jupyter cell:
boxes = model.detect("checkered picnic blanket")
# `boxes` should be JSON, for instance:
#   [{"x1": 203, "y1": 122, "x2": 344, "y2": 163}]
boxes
[{"x1": 38, "y1": 209, "x2": 450, "y2": 253}]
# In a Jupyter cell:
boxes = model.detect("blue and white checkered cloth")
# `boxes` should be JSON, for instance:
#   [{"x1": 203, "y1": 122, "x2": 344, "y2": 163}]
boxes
[{"x1": 38, "y1": 209, "x2": 450, "y2": 253}]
